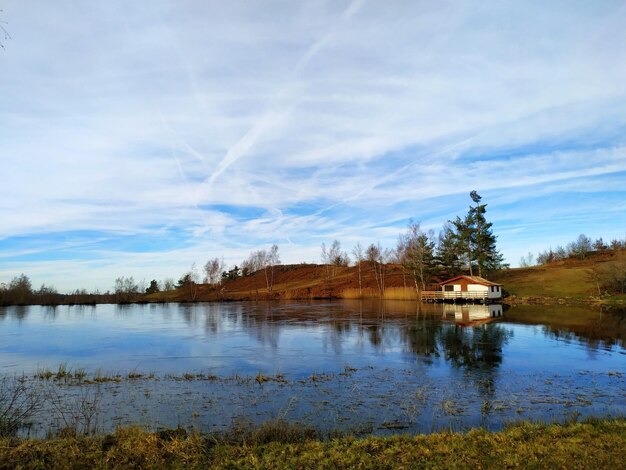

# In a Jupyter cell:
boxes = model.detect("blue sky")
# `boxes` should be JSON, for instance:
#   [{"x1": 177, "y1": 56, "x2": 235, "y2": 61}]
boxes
[{"x1": 1, "y1": 0, "x2": 626, "y2": 292}]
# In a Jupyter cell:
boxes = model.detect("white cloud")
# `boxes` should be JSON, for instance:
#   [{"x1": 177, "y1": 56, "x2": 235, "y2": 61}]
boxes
[{"x1": 1, "y1": 0, "x2": 626, "y2": 289}]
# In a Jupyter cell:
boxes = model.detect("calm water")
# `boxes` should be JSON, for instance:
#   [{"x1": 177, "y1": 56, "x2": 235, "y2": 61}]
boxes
[{"x1": 1, "y1": 301, "x2": 624, "y2": 436}]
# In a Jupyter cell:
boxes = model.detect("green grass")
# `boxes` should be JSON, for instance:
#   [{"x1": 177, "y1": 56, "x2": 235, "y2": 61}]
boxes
[
  {"x1": 493, "y1": 264, "x2": 594, "y2": 298},
  {"x1": 0, "y1": 418, "x2": 624, "y2": 469},
  {"x1": 492, "y1": 251, "x2": 626, "y2": 300}
]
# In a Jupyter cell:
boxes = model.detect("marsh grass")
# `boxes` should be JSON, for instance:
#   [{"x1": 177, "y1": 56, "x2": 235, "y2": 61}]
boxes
[
  {"x1": 0, "y1": 376, "x2": 42, "y2": 437},
  {"x1": 341, "y1": 287, "x2": 418, "y2": 300},
  {"x1": 0, "y1": 418, "x2": 624, "y2": 469},
  {"x1": 255, "y1": 372, "x2": 287, "y2": 384}
]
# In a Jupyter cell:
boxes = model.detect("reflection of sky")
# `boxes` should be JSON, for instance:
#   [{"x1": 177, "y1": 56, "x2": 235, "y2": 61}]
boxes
[
  {"x1": 0, "y1": 303, "x2": 623, "y2": 377},
  {"x1": 500, "y1": 323, "x2": 624, "y2": 373}
]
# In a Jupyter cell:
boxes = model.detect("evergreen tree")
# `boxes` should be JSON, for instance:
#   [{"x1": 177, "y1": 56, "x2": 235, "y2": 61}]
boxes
[
  {"x1": 467, "y1": 191, "x2": 505, "y2": 276},
  {"x1": 452, "y1": 213, "x2": 475, "y2": 276},
  {"x1": 436, "y1": 223, "x2": 464, "y2": 279},
  {"x1": 438, "y1": 191, "x2": 506, "y2": 278}
]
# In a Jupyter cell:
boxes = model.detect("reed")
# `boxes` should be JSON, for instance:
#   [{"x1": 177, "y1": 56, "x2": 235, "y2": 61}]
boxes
[
  {"x1": 341, "y1": 287, "x2": 418, "y2": 300},
  {"x1": 383, "y1": 287, "x2": 418, "y2": 300},
  {"x1": 341, "y1": 288, "x2": 380, "y2": 299}
]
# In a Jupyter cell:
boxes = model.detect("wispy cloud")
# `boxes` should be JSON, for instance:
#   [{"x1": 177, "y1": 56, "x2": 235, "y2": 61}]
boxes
[{"x1": 1, "y1": 0, "x2": 626, "y2": 290}]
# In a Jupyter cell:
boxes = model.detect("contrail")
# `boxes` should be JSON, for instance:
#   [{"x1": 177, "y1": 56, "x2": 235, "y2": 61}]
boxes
[
  {"x1": 314, "y1": 135, "x2": 477, "y2": 216},
  {"x1": 205, "y1": 0, "x2": 366, "y2": 190}
]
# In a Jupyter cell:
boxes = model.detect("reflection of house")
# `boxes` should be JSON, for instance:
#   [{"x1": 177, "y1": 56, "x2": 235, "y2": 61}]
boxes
[
  {"x1": 443, "y1": 303, "x2": 503, "y2": 326},
  {"x1": 422, "y1": 276, "x2": 503, "y2": 303}
]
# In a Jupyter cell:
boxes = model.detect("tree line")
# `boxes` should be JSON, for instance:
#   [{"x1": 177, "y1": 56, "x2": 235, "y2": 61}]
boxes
[
  {"x1": 315, "y1": 191, "x2": 506, "y2": 294},
  {"x1": 525, "y1": 234, "x2": 626, "y2": 266},
  {"x1": 519, "y1": 233, "x2": 626, "y2": 296},
  {"x1": 1, "y1": 191, "x2": 507, "y2": 305}
]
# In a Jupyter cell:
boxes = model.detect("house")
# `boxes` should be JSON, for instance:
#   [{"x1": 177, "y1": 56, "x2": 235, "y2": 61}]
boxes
[
  {"x1": 439, "y1": 275, "x2": 503, "y2": 300},
  {"x1": 443, "y1": 303, "x2": 504, "y2": 326}
]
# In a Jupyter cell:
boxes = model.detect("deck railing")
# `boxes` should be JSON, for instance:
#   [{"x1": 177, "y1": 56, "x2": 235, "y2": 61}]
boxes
[{"x1": 421, "y1": 291, "x2": 490, "y2": 300}]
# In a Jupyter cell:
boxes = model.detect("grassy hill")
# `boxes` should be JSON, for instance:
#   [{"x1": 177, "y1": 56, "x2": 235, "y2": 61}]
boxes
[
  {"x1": 492, "y1": 250, "x2": 626, "y2": 303},
  {"x1": 145, "y1": 250, "x2": 626, "y2": 305}
]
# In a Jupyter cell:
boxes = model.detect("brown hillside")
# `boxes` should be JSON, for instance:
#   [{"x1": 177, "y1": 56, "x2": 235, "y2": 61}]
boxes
[
  {"x1": 150, "y1": 249, "x2": 626, "y2": 303},
  {"x1": 158, "y1": 263, "x2": 416, "y2": 302}
]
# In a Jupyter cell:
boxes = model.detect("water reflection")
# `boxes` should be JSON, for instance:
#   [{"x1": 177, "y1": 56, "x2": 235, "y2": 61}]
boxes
[
  {"x1": 0, "y1": 302, "x2": 623, "y2": 378},
  {"x1": 2, "y1": 301, "x2": 623, "y2": 438}
]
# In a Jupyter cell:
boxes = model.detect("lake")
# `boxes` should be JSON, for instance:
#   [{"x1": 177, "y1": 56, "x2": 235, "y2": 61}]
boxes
[{"x1": 1, "y1": 300, "x2": 624, "y2": 436}]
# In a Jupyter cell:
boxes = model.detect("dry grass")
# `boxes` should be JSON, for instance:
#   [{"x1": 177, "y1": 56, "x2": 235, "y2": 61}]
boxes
[
  {"x1": 0, "y1": 418, "x2": 624, "y2": 469},
  {"x1": 341, "y1": 287, "x2": 418, "y2": 300},
  {"x1": 341, "y1": 288, "x2": 381, "y2": 299},
  {"x1": 383, "y1": 287, "x2": 419, "y2": 300}
]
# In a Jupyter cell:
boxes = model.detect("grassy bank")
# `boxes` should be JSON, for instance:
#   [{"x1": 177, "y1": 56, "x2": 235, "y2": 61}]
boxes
[
  {"x1": 492, "y1": 250, "x2": 626, "y2": 303},
  {"x1": 1, "y1": 418, "x2": 624, "y2": 469}
]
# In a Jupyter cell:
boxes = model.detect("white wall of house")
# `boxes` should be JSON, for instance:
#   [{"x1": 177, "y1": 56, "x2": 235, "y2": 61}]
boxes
[
  {"x1": 489, "y1": 304, "x2": 503, "y2": 317},
  {"x1": 487, "y1": 285, "x2": 502, "y2": 299},
  {"x1": 468, "y1": 284, "x2": 488, "y2": 292}
]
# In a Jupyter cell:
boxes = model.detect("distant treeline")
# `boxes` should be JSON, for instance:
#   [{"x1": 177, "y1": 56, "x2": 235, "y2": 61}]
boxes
[
  {"x1": 0, "y1": 274, "x2": 118, "y2": 307},
  {"x1": 1, "y1": 191, "x2": 507, "y2": 305},
  {"x1": 520, "y1": 234, "x2": 626, "y2": 266},
  {"x1": 519, "y1": 234, "x2": 626, "y2": 296}
]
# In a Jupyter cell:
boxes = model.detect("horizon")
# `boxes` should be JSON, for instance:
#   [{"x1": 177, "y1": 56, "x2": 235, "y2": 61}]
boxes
[{"x1": 2, "y1": 1, "x2": 626, "y2": 292}]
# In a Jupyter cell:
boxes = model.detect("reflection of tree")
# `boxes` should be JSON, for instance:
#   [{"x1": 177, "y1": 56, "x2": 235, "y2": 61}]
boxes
[
  {"x1": 506, "y1": 305, "x2": 626, "y2": 352},
  {"x1": 437, "y1": 324, "x2": 513, "y2": 370},
  {"x1": 367, "y1": 325, "x2": 383, "y2": 348},
  {"x1": 399, "y1": 322, "x2": 441, "y2": 359},
  {"x1": 540, "y1": 317, "x2": 626, "y2": 351},
  {"x1": 8, "y1": 305, "x2": 28, "y2": 321},
  {"x1": 325, "y1": 319, "x2": 353, "y2": 354}
]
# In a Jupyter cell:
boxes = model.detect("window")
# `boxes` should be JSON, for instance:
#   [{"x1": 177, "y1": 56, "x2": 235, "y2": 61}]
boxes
[{"x1": 444, "y1": 285, "x2": 454, "y2": 292}]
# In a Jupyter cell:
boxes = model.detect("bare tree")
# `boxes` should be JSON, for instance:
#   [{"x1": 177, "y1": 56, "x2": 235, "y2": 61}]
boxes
[
  {"x1": 204, "y1": 257, "x2": 224, "y2": 286},
  {"x1": 264, "y1": 244, "x2": 280, "y2": 292},
  {"x1": 366, "y1": 242, "x2": 391, "y2": 295},
  {"x1": 189, "y1": 263, "x2": 200, "y2": 300},
  {"x1": 351, "y1": 243, "x2": 365, "y2": 297},
  {"x1": 321, "y1": 240, "x2": 349, "y2": 279},
  {"x1": 113, "y1": 276, "x2": 138, "y2": 303},
  {"x1": 178, "y1": 264, "x2": 200, "y2": 301},
  {"x1": 399, "y1": 223, "x2": 436, "y2": 292},
  {"x1": 395, "y1": 235, "x2": 409, "y2": 288},
  {"x1": 162, "y1": 278, "x2": 176, "y2": 291},
  {"x1": 242, "y1": 245, "x2": 281, "y2": 291},
  {"x1": 0, "y1": 376, "x2": 42, "y2": 437},
  {"x1": 519, "y1": 252, "x2": 534, "y2": 268}
]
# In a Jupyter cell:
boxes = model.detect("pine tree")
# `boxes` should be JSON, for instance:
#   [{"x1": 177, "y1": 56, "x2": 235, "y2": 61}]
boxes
[
  {"x1": 452, "y1": 214, "x2": 475, "y2": 276},
  {"x1": 437, "y1": 191, "x2": 506, "y2": 278},
  {"x1": 467, "y1": 191, "x2": 505, "y2": 276},
  {"x1": 436, "y1": 222, "x2": 464, "y2": 279}
]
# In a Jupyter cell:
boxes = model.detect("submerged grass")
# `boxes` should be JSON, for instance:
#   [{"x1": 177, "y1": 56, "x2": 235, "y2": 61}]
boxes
[{"x1": 0, "y1": 418, "x2": 624, "y2": 469}]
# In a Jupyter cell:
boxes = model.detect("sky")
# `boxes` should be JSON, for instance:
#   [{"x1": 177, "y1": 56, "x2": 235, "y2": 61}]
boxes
[{"x1": 1, "y1": 0, "x2": 626, "y2": 292}]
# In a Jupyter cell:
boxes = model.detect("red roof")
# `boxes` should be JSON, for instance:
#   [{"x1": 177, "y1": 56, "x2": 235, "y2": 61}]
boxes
[{"x1": 439, "y1": 275, "x2": 502, "y2": 287}]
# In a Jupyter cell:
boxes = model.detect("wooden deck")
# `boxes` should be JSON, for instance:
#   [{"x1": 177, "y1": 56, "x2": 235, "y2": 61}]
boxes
[{"x1": 420, "y1": 291, "x2": 497, "y2": 303}]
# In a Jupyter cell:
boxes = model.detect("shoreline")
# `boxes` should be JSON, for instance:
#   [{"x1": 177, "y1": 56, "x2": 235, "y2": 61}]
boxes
[
  {"x1": 2, "y1": 294, "x2": 624, "y2": 308},
  {"x1": 1, "y1": 418, "x2": 624, "y2": 469}
]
